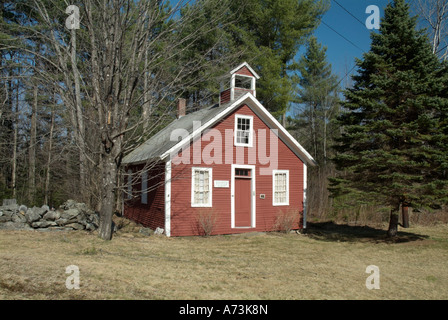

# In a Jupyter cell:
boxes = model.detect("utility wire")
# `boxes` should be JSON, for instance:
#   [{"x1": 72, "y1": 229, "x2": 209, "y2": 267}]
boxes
[
  {"x1": 336, "y1": 64, "x2": 357, "y2": 87},
  {"x1": 333, "y1": 0, "x2": 366, "y2": 27},
  {"x1": 320, "y1": 20, "x2": 366, "y2": 53},
  {"x1": 319, "y1": 1, "x2": 370, "y2": 86},
  {"x1": 436, "y1": 43, "x2": 448, "y2": 54}
]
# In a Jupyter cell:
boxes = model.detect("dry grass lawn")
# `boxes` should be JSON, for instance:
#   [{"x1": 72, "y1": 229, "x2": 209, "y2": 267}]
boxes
[{"x1": 0, "y1": 221, "x2": 447, "y2": 300}]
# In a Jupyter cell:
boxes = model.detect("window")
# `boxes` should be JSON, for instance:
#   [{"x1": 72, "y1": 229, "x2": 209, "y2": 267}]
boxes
[
  {"x1": 235, "y1": 169, "x2": 250, "y2": 177},
  {"x1": 235, "y1": 76, "x2": 252, "y2": 90},
  {"x1": 234, "y1": 115, "x2": 253, "y2": 147},
  {"x1": 191, "y1": 168, "x2": 212, "y2": 207},
  {"x1": 273, "y1": 170, "x2": 289, "y2": 206},
  {"x1": 126, "y1": 169, "x2": 132, "y2": 199},
  {"x1": 141, "y1": 170, "x2": 148, "y2": 204}
]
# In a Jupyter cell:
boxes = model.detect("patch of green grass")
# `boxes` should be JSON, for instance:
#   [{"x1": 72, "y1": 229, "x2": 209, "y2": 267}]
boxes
[{"x1": 77, "y1": 246, "x2": 100, "y2": 256}]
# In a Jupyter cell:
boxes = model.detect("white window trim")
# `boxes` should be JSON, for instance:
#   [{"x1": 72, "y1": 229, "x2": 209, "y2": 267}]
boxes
[
  {"x1": 234, "y1": 114, "x2": 254, "y2": 147},
  {"x1": 272, "y1": 170, "x2": 289, "y2": 206},
  {"x1": 191, "y1": 167, "x2": 213, "y2": 207}
]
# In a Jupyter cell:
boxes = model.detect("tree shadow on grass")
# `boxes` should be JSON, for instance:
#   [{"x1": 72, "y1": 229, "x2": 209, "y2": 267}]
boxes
[{"x1": 305, "y1": 221, "x2": 429, "y2": 244}]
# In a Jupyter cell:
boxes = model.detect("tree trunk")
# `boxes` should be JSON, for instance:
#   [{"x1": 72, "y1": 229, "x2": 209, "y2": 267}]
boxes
[
  {"x1": 28, "y1": 85, "x2": 37, "y2": 204},
  {"x1": 98, "y1": 153, "x2": 117, "y2": 240},
  {"x1": 11, "y1": 83, "x2": 18, "y2": 199},
  {"x1": 44, "y1": 107, "x2": 54, "y2": 206},
  {"x1": 142, "y1": 48, "x2": 151, "y2": 131},
  {"x1": 402, "y1": 204, "x2": 410, "y2": 228},
  {"x1": 70, "y1": 27, "x2": 89, "y2": 205},
  {"x1": 387, "y1": 202, "x2": 400, "y2": 237}
]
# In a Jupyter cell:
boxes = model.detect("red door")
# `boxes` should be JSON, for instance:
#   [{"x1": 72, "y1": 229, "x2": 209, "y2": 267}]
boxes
[{"x1": 235, "y1": 169, "x2": 252, "y2": 227}]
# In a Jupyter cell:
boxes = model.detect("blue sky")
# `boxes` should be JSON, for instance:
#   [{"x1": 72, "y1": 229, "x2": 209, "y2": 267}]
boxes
[{"x1": 311, "y1": 0, "x2": 392, "y2": 85}]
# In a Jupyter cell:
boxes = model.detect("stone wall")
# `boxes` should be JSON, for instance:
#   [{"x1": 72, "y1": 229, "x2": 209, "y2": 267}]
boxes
[{"x1": 0, "y1": 199, "x2": 99, "y2": 231}]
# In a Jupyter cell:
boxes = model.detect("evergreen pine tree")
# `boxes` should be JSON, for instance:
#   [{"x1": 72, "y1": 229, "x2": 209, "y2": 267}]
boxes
[
  {"x1": 330, "y1": 0, "x2": 448, "y2": 237},
  {"x1": 293, "y1": 36, "x2": 340, "y2": 164},
  {"x1": 292, "y1": 36, "x2": 340, "y2": 218},
  {"x1": 229, "y1": 0, "x2": 328, "y2": 121}
]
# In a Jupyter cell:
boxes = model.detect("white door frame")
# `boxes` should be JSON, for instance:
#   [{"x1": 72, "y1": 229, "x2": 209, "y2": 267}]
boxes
[{"x1": 231, "y1": 164, "x2": 256, "y2": 228}]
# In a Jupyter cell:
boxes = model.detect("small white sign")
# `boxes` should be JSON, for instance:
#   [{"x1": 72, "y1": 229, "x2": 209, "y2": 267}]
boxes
[{"x1": 214, "y1": 180, "x2": 229, "y2": 188}]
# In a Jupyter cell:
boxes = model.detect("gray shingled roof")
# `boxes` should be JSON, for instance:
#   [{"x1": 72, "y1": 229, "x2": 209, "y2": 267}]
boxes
[{"x1": 122, "y1": 103, "x2": 230, "y2": 164}]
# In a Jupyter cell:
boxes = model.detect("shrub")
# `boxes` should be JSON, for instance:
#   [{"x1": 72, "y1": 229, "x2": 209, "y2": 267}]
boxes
[
  {"x1": 195, "y1": 208, "x2": 218, "y2": 237},
  {"x1": 273, "y1": 209, "x2": 300, "y2": 233}
]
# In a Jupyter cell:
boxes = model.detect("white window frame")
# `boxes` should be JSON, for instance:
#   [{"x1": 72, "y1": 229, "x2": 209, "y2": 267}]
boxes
[
  {"x1": 191, "y1": 167, "x2": 213, "y2": 207},
  {"x1": 272, "y1": 170, "x2": 289, "y2": 206},
  {"x1": 234, "y1": 114, "x2": 253, "y2": 147},
  {"x1": 141, "y1": 170, "x2": 148, "y2": 204}
]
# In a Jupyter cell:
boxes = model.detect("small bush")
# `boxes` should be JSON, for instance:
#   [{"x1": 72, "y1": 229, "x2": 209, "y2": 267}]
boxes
[
  {"x1": 273, "y1": 209, "x2": 300, "y2": 233},
  {"x1": 195, "y1": 209, "x2": 218, "y2": 237},
  {"x1": 410, "y1": 208, "x2": 448, "y2": 226}
]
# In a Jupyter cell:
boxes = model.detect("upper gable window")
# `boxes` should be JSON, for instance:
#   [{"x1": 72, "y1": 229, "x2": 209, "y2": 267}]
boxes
[{"x1": 234, "y1": 114, "x2": 253, "y2": 147}]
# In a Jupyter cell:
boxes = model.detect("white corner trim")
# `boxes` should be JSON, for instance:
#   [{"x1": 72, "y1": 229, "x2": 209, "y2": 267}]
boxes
[{"x1": 165, "y1": 160, "x2": 171, "y2": 237}]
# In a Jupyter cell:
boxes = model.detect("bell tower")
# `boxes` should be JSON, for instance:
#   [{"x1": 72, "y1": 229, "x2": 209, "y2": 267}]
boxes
[{"x1": 220, "y1": 62, "x2": 260, "y2": 105}]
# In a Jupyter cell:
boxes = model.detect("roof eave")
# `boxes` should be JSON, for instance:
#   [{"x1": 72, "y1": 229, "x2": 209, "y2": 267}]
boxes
[{"x1": 230, "y1": 62, "x2": 260, "y2": 80}]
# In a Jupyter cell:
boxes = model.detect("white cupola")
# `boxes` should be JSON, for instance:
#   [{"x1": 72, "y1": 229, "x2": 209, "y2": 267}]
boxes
[{"x1": 220, "y1": 62, "x2": 260, "y2": 105}]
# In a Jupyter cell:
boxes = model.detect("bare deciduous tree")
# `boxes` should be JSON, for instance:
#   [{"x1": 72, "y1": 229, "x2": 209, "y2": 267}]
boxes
[
  {"x1": 27, "y1": 0, "x2": 239, "y2": 240},
  {"x1": 414, "y1": 0, "x2": 448, "y2": 60}
]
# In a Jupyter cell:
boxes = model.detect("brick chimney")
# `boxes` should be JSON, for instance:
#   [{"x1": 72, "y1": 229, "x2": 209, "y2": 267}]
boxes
[{"x1": 177, "y1": 98, "x2": 186, "y2": 119}]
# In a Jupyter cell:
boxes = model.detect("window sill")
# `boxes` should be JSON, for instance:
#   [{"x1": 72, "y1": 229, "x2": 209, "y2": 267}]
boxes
[{"x1": 191, "y1": 204, "x2": 213, "y2": 208}]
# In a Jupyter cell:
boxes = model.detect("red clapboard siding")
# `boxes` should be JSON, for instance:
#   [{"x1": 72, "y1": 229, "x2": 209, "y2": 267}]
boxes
[
  {"x1": 124, "y1": 162, "x2": 165, "y2": 230},
  {"x1": 235, "y1": 66, "x2": 255, "y2": 77},
  {"x1": 170, "y1": 104, "x2": 304, "y2": 236},
  {"x1": 220, "y1": 88, "x2": 231, "y2": 105}
]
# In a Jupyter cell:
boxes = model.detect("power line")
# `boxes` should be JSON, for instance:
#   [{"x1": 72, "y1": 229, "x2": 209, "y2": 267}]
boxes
[
  {"x1": 318, "y1": 1, "x2": 369, "y2": 86},
  {"x1": 436, "y1": 43, "x2": 448, "y2": 55},
  {"x1": 333, "y1": 0, "x2": 366, "y2": 28},
  {"x1": 337, "y1": 64, "x2": 357, "y2": 87},
  {"x1": 320, "y1": 20, "x2": 366, "y2": 53}
]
